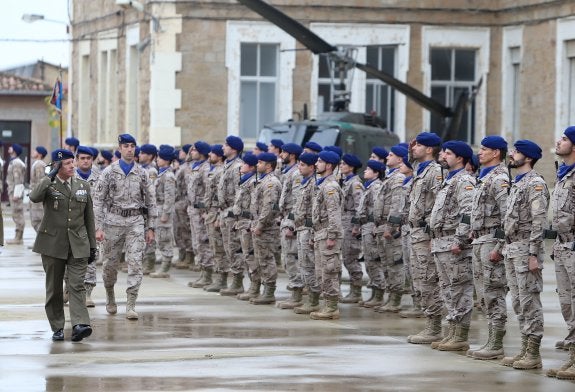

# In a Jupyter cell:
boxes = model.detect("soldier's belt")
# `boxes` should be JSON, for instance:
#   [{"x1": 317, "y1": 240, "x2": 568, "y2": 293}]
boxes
[
  {"x1": 409, "y1": 220, "x2": 427, "y2": 229},
  {"x1": 473, "y1": 226, "x2": 501, "y2": 238},
  {"x1": 193, "y1": 202, "x2": 206, "y2": 209},
  {"x1": 109, "y1": 207, "x2": 144, "y2": 217},
  {"x1": 241, "y1": 211, "x2": 252, "y2": 219},
  {"x1": 505, "y1": 231, "x2": 531, "y2": 244},
  {"x1": 304, "y1": 218, "x2": 313, "y2": 228},
  {"x1": 431, "y1": 229, "x2": 455, "y2": 239},
  {"x1": 287, "y1": 212, "x2": 295, "y2": 220}
]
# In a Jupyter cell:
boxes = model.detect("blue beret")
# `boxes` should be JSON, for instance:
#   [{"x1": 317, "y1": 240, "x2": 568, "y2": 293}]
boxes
[
  {"x1": 118, "y1": 133, "x2": 136, "y2": 145},
  {"x1": 304, "y1": 141, "x2": 323, "y2": 153},
  {"x1": 211, "y1": 144, "x2": 224, "y2": 157},
  {"x1": 257, "y1": 152, "x2": 277, "y2": 163},
  {"x1": 255, "y1": 142, "x2": 268, "y2": 152},
  {"x1": 402, "y1": 154, "x2": 413, "y2": 170},
  {"x1": 158, "y1": 145, "x2": 175, "y2": 161},
  {"x1": 89, "y1": 147, "x2": 99, "y2": 158},
  {"x1": 443, "y1": 140, "x2": 473, "y2": 160},
  {"x1": 51, "y1": 148, "x2": 75, "y2": 162},
  {"x1": 76, "y1": 145, "x2": 94, "y2": 157},
  {"x1": 270, "y1": 139, "x2": 284, "y2": 148},
  {"x1": 514, "y1": 139, "x2": 542, "y2": 160},
  {"x1": 182, "y1": 144, "x2": 192, "y2": 154},
  {"x1": 398, "y1": 142, "x2": 409, "y2": 149},
  {"x1": 35, "y1": 146, "x2": 48, "y2": 157},
  {"x1": 225, "y1": 135, "x2": 244, "y2": 152},
  {"x1": 65, "y1": 137, "x2": 79, "y2": 147},
  {"x1": 114, "y1": 150, "x2": 121, "y2": 159},
  {"x1": 282, "y1": 142, "x2": 303, "y2": 157},
  {"x1": 323, "y1": 145, "x2": 343, "y2": 158},
  {"x1": 367, "y1": 159, "x2": 385, "y2": 173},
  {"x1": 12, "y1": 144, "x2": 23, "y2": 156},
  {"x1": 101, "y1": 150, "x2": 113, "y2": 161},
  {"x1": 140, "y1": 144, "x2": 158, "y2": 155},
  {"x1": 299, "y1": 152, "x2": 319, "y2": 166},
  {"x1": 481, "y1": 136, "x2": 508, "y2": 150},
  {"x1": 564, "y1": 126, "x2": 575, "y2": 144},
  {"x1": 342, "y1": 153, "x2": 362, "y2": 168},
  {"x1": 194, "y1": 141, "x2": 211, "y2": 156},
  {"x1": 372, "y1": 146, "x2": 389, "y2": 159},
  {"x1": 318, "y1": 150, "x2": 341, "y2": 165},
  {"x1": 134, "y1": 146, "x2": 140, "y2": 157},
  {"x1": 243, "y1": 153, "x2": 258, "y2": 167},
  {"x1": 390, "y1": 145, "x2": 408, "y2": 158},
  {"x1": 416, "y1": 132, "x2": 442, "y2": 147}
]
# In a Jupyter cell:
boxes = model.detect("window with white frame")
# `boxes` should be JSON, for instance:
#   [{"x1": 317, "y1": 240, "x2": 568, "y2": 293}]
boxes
[
  {"x1": 240, "y1": 43, "x2": 279, "y2": 139},
  {"x1": 567, "y1": 40, "x2": 575, "y2": 125},
  {"x1": 97, "y1": 42, "x2": 118, "y2": 144},
  {"x1": 78, "y1": 53, "x2": 90, "y2": 142},
  {"x1": 365, "y1": 45, "x2": 396, "y2": 131},
  {"x1": 126, "y1": 44, "x2": 140, "y2": 134},
  {"x1": 510, "y1": 47, "x2": 521, "y2": 139},
  {"x1": 430, "y1": 48, "x2": 476, "y2": 143}
]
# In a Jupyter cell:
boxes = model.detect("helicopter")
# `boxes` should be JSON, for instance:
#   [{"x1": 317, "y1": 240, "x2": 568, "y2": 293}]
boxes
[{"x1": 239, "y1": 0, "x2": 482, "y2": 161}]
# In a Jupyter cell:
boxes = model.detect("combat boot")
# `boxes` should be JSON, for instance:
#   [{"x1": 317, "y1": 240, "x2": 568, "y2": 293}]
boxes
[
  {"x1": 142, "y1": 253, "x2": 156, "y2": 275},
  {"x1": 85, "y1": 283, "x2": 96, "y2": 308},
  {"x1": 220, "y1": 274, "x2": 245, "y2": 296},
  {"x1": 149, "y1": 259, "x2": 171, "y2": 278},
  {"x1": 358, "y1": 287, "x2": 375, "y2": 306},
  {"x1": 513, "y1": 335, "x2": 542, "y2": 369},
  {"x1": 277, "y1": 287, "x2": 304, "y2": 309},
  {"x1": 556, "y1": 345, "x2": 575, "y2": 379},
  {"x1": 501, "y1": 334, "x2": 528, "y2": 367},
  {"x1": 340, "y1": 284, "x2": 363, "y2": 304},
  {"x1": 310, "y1": 296, "x2": 340, "y2": 320},
  {"x1": 6, "y1": 230, "x2": 23, "y2": 245},
  {"x1": 374, "y1": 292, "x2": 402, "y2": 313},
  {"x1": 407, "y1": 316, "x2": 443, "y2": 344},
  {"x1": 294, "y1": 291, "x2": 321, "y2": 314},
  {"x1": 399, "y1": 296, "x2": 424, "y2": 318},
  {"x1": 250, "y1": 283, "x2": 276, "y2": 305},
  {"x1": 360, "y1": 288, "x2": 384, "y2": 308},
  {"x1": 474, "y1": 328, "x2": 506, "y2": 360},
  {"x1": 237, "y1": 279, "x2": 260, "y2": 301},
  {"x1": 187, "y1": 251, "x2": 200, "y2": 272},
  {"x1": 431, "y1": 320, "x2": 455, "y2": 349},
  {"x1": 126, "y1": 291, "x2": 139, "y2": 320},
  {"x1": 191, "y1": 267, "x2": 213, "y2": 288},
  {"x1": 438, "y1": 323, "x2": 470, "y2": 351},
  {"x1": 205, "y1": 272, "x2": 228, "y2": 292},
  {"x1": 467, "y1": 324, "x2": 492, "y2": 357},
  {"x1": 174, "y1": 249, "x2": 188, "y2": 269},
  {"x1": 105, "y1": 286, "x2": 117, "y2": 315}
]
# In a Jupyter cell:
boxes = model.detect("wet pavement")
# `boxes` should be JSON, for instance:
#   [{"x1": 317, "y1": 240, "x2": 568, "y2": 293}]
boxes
[{"x1": 1, "y1": 219, "x2": 575, "y2": 391}]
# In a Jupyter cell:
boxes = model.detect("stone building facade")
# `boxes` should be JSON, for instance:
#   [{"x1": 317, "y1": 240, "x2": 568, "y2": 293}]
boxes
[{"x1": 70, "y1": 0, "x2": 575, "y2": 180}]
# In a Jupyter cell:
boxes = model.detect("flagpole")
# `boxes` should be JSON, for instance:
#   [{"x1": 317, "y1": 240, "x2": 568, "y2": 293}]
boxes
[{"x1": 59, "y1": 68, "x2": 63, "y2": 148}]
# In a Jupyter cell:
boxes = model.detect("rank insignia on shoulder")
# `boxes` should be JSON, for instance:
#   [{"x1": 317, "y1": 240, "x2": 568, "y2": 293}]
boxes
[
  {"x1": 465, "y1": 186, "x2": 474, "y2": 190},
  {"x1": 436, "y1": 176, "x2": 443, "y2": 180},
  {"x1": 268, "y1": 184, "x2": 273, "y2": 188},
  {"x1": 327, "y1": 190, "x2": 335, "y2": 195},
  {"x1": 501, "y1": 183, "x2": 509, "y2": 187},
  {"x1": 355, "y1": 185, "x2": 362, "y2": 189},
  {"x1": 534, "y1": 185, "x2": 544, "y2": 191}
]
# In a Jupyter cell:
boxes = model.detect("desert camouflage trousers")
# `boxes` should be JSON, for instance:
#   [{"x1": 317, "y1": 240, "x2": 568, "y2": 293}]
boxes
[
  {"x1": 298, "y1": 229, "x2": 320, "y2": 293},
  {"x1": 102, "y1": 222, "x2": 145, "y2": 294},
  {"x1": 10, "y1": 196, "x2": 24, "y2": 231},
  {"x1": 239, "y1": 227, "x2": 255, "y2": 279},
  {"x1": 156, "y1": 226, "x2": 174, "y2": 260},
  {"x1": 362, "y1": 223, "x2": 384, "y2": 290},
  {"x1": 342, "y1": 216, "x2": 363, "y2": 287},
  {"x1": 252, "y1": 229, "x2": 280, "y2": 285},
  {"x1": 207, "y1": 219, "x2": 227, "y2": 273},
  {"x1": 401, "y1": 225, "x2": 416, "y2": 297},
  {"x1": 552, "y1": 243, "x2": 575, "y2": 345},
  {"x1": 504, "y1": 240, "x2": 544, "y2": 338},
  {"x1": 174, "y1": 203, "x2": 192, "y2": 252},
  {"x1": 189, "y1": 208, "x2": 213, "y2": 268},
  {"x1": 314, "y1": 236, "x2": 342, "y2": 298},
  {"x1": 377, "y1": 232, "x2": 405, "y2": 293},
  {"x1": 410, "y1": 238, "x2": 444, "y2": 317},
  {"x1": 221, "y1": 216, "x2": 242, "y2": 274},
  {"x1": 281, "y1": 222, "x2": 302, "y2": 289}
]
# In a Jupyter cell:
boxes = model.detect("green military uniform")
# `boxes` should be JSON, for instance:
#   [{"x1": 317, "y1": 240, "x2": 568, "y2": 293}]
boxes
[{"x1": 30, "y1": 175, "x2": 97, "y2": 335}]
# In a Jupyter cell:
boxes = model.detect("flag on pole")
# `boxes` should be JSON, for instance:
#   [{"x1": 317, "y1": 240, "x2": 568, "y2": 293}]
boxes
[{"x1": 49, "y1": 78, "x2": 63, "y2": 113}]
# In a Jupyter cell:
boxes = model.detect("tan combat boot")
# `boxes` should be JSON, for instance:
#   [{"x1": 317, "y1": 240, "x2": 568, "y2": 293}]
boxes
[
  {"x1": 205, "y1": 272, "x2": 228, "y2": 292},
  {"x1": 340, "y1": 284, "x2": 363, "y2": 304},
  {"x1": 126, "y1": 291, "x2": 139, "y2": 320},
  {"x1": 431, "y1": 320, "x2": 456, "y2": 349},
  {"x1": 174, "y1": 249, "x2": 188, "y2": 269},
  {"x1": 187, "y1": 251, "x2": 200, "y2": 272},
  {"x1": 358, "y1": 287, "x2": 375, "y2": 307},
  {"x1": 142, "y1": 253, "x2": 156, "y2": 275},
  {"x1": 294, "y1": 291, "x2": 321, "y2": 314},
  {"x1": 474, "y1": 328, "x2": 506, "y2": 360},
  {"x1": 105, "y1": 286, "x2": 117, "y2": 315},
  {"x1": 408, "y1": 316, "x2": 443, "y2": 344},
  {"x1": 501, "y1": 334, "x2": 528, "y2": 367},
  {"x1": 374, "y1": 292, "x2": 402, "y2": 313},
  {"x1": 548, "y1": 345, "x2": 575, "y2": 377},
  {"x1": 191, "y1": 267, "x2": 213, "y2": 288},
  {"x1": 513, "y1": 335, "x2": 542, "y2": 369},
  {"x1": 6, "y1": 230, "x2": 23, "y2": 245},
  {"x1": 149, "y1": 258, "x2": 171, "y2": 278},
  {"x1": 250, "y1": 284, "x2": 276, "y2": 305},
  {"x1": 310, "y1": 296, "x2": 340, "y2": 320},
  {"x1": 237, "y1": 279, "x2": 260, "y2": 301},
  {"x1": 360, "y1": 288, "x2": 384, "y2": 308},
  {"x1": 277, "y1": 287, "x2": 304, "y2": 309},
  {"x1": 220, "y1": 274, "x2": 245, "y2": 296},
  {"x1": 556, "y1": 345, "x2": 575, "y2": 379},
  {"x1": 467, "y1": 324, "x2": 492, "y2": 357},
  {"x1": 85, "y1": 283, "x2": 96, "y2": 308},
  {"x1": 438, "y1": 323, "x2": 470, "y2": 351}
]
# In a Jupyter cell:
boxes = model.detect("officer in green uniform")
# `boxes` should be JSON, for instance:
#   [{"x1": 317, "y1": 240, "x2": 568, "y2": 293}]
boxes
[{"x1": 30, "y1": 149, "x2": 97, "y2": 342}]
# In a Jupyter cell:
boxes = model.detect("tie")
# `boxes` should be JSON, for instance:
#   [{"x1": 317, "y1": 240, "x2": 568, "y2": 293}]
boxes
[{"x1": 64, "y1": 181, "x2": 70, "y2": 191}]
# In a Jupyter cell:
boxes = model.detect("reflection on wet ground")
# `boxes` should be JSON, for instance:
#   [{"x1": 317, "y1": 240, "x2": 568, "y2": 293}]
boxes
[{"x1": 1, "y1": 228, "x2": 574, "y2": 391}]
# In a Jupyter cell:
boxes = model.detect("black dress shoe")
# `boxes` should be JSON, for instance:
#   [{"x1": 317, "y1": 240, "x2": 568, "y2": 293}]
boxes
[
  {"x1": 71, "y1": 324, "x2": 92, "y2": 342},
  {"x1": 52, "y1": 329, "x2": 64, "y2": 341}
]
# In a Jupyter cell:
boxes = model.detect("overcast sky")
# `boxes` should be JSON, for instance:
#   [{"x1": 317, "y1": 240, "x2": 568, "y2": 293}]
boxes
[{"x1": 0, "y1": 0, "x2": 70, "y2": 71}]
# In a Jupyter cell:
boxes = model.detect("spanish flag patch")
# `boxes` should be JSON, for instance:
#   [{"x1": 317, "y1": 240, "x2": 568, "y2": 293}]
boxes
[
  {"x1": 436, "y1": 176, "x2": 443, "y2": 180},
  {"x1": 355, "y1": 185, "x2": 362, "y2": 189},
  {"x1": 328, "y1": 190, "x2": 335, "y2": 196},
  {"x1": 534, "y1": 185, "x2": 544, "y2": 191},
  {"x1": 501, "y1": 183, "x2": 509, "y2": 188},
  {"x1": 465, "y1": 186, "x2": 474, "y2": 190}
]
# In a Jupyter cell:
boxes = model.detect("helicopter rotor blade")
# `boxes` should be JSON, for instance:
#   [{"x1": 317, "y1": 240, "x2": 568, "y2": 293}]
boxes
[
  {"x1": 355, "y1": 62, "x2": 452, "y2": 119},
  {"x1": 237, "y1": 0, "x2": 337, "y2": 54}
]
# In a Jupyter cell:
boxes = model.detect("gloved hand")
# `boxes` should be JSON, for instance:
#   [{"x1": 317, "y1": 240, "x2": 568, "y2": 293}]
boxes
[
  {"x1": 88, "y1": 248, "x2": 97, "y2": 264},
  {"x1": 47, "y1": 162, "x2": 61, "y2": 181}
]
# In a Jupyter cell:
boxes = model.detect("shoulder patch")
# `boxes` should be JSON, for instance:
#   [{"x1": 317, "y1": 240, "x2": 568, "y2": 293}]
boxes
[
  {"x1": 465, "y1": 185, "x2": 474, "y2": 190},
  {"x1": 534, "y1": 185, "x2": 544, "y2": 191},
  {"x1": 355, "y1": 185, "x2": 362, "y2": 189},
  {"x1": 436, "y1": 176, "x2": 443, "y2": 180},
  {"x1": 268, "y1": 184, "x2": 273, "y2": 188},
  {"x1": 500, "y1": 183, "x2": 509, "y2": 187},
  {"x1": 327, "y1": 190, "x2": 335, "y2": 195}
]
